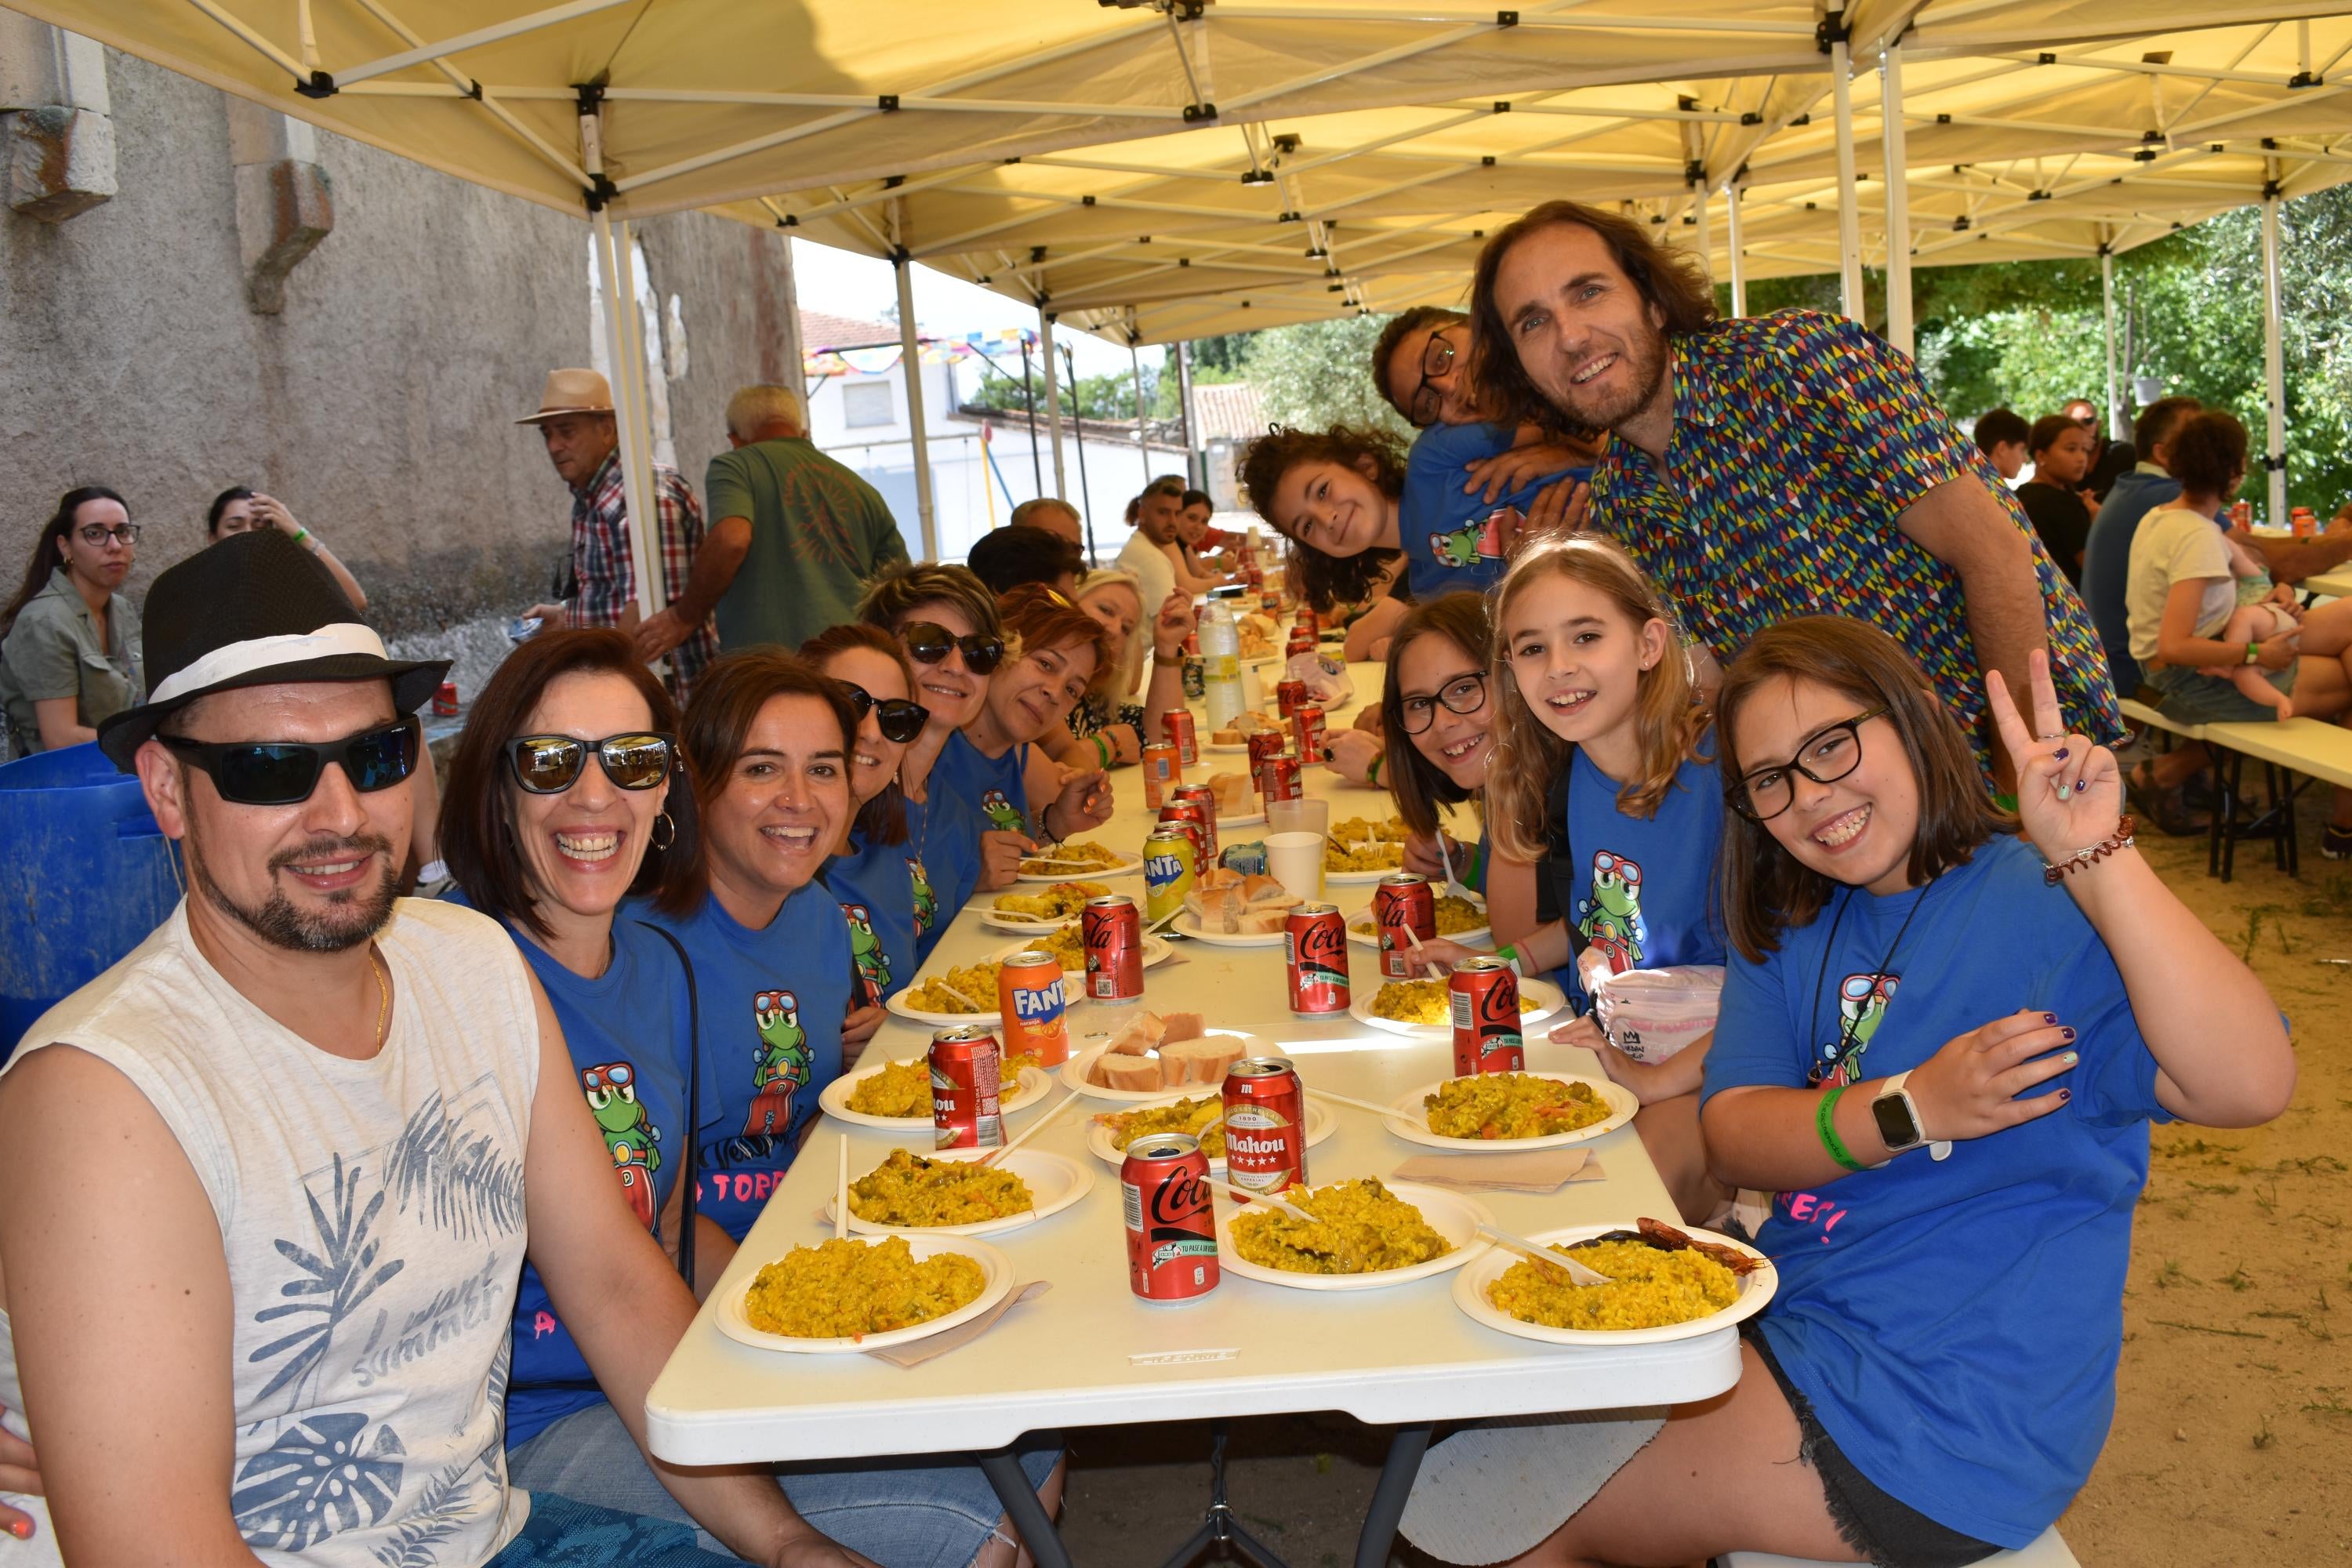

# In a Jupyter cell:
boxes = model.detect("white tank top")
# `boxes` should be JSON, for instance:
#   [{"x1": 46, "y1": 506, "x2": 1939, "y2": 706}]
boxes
[{"x1": 0, "y1": 898, "x2": 538, "y2": 1566}]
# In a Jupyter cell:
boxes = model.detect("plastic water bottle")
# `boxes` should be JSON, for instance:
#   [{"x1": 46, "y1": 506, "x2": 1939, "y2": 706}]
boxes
[{"x1": 1200, "y1": 586, "x2": 1245, "y2": 731}]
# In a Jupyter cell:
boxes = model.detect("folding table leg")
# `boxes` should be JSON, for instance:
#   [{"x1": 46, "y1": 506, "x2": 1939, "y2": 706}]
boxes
[
  {"x1": 2206, "y1": 751, "x2": 2229, "y2": 879},
  {"x1": 2268, "y1": 763, "x2": 2290, "y2": 873},
  {"x1": 1353, "y1": 1423, "x2": 1432, "y2": 1568},
  {"x1": 2221, "y1": 753, "x2": 2245, "y2": 883},
  {"x1": 979, "y1": 1447, "x2": 1075, "y2": 1568}
]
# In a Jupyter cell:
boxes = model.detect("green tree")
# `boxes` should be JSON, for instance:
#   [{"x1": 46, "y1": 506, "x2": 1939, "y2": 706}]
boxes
[{"x1": 1241, "y1": 315, "x2": 1417, "y2": 439}]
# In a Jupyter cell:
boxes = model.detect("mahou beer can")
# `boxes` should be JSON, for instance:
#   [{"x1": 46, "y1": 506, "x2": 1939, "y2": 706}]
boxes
[
  {"x1": 1284, "y1": 904, "x2": 1350, "y2": 1016},
  {"x1": 1144, "y1": 828, "x2": 1197, "y2": 924},
  {"x1": 1259, "y1": 749, "x2": 1303, "y2": 804},
  {"x1": 1163, "y1": 710, "x2": 1199, "y2": 768},
  {"x1": 1222, "y1": 1057, "x2": 1307, "y2": 1202},
  {"x1": 1450, "y1": 956, "x2": 1525, "y2": 1076},
  {"x1": 1293, "y1": 703, "x2": 1329, "y2": 764},
  {"x1": 1142, "y1": 742, "x2": 1180, "y2": 808},
  {"x1": 1123, "y1": 1133, "x2": 1219, "y2": 1301},
  {"x1": 930, "y1": 1025, "x2": 1004, "y2": 1149},
  {"x1": 1275, "y1": 677, "x2": 1308, "y2": 719},
  {"x1": 998, "y1": 949, "x2": 1071, "y2": 1067},
  {"x1": 1084, "y1": 894, "x2": 1145, "y2": 1001},
  {"x1": 1156, "y1": 810, "x2": 1210, "y2": 879},
  {"x1": 1171, "y1": 785, "x2": 1221, "y2": 856},
  {"x1": 1374, "y1": 872, "x2": 1436, "y2": 982}
]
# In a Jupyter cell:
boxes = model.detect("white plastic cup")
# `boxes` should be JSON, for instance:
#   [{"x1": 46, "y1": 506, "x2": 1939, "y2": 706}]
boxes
[
  {"x1": 1265, "y1": 830, "x2": 1326, "y2": 903},
  {"x1": 1267, "y1": 798, "x2": 1329, "y2": 840}
]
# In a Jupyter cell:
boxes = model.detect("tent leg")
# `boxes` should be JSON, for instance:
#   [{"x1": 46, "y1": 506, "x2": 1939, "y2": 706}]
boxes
[
  {"x1": 1174, "y1": 339, "x2": 1199, "y2": 491},
  {"x1": 2101, "y1": 245, "x2": 2122, "y2": 443},
  {"x1": 894, "y1": 252, "x2": 939, "y2": 561},
  {"x1": 1065, "y1": 343, "x2": 1097, "y2": 567},
  {"x1": 1131, "y1": 340, "x2": 1150, "y2": 471},
  {"x1": 1879, "y1": 40, "x2": 1913, "y2": 355},
  {"x1": 1830, "y1": 24, "x2": 1864, "y2": 324},
  {"x1": 590, "y1": 207, "x2": 662, "y2": 624},
  {"x1": 1691, "y1": 180, "x2": 1711, "y2": 282},
  {"x1": 1726, "y1": 182, "x2": 1747, "y2": 318},
  {"x1": 1039, "y1": 306, "x2": 1069, "y2": 502},
  {"x1": 2259, "y1": 181, "x2": 2289, "y2": 528}
]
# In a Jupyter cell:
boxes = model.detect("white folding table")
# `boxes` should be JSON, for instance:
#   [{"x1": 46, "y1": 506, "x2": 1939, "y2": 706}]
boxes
[{"x1": 645, "y1": 662, "x2": 1741, "y2": 1567}]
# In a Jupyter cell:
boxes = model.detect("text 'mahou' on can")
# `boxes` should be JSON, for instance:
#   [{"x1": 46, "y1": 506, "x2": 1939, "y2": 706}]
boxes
[
  {"x1": 1449, "y1": 956, "x2": 1525, "y2": 1077},
  {"x1": 1222, "y1": 1057, "x2": 1306, "y2": 1202},
  {"x1": 1122, "y1": 1132, "x2": 1219, "y2": 1301},
  {"x1": 930, "y1": 1024, "x2": 1004, "y2": 1149}
]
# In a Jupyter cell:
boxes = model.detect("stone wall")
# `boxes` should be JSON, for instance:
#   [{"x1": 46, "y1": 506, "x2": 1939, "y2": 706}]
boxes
[{"x1": 1, "y1": 45, "x2": 798, "y2": 695}]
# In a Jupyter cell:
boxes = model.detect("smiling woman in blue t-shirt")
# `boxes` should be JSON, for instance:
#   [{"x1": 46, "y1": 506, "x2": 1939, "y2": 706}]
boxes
[{"x1": 1410, "y1": 618, "x2": 2292, "y2": 1568}]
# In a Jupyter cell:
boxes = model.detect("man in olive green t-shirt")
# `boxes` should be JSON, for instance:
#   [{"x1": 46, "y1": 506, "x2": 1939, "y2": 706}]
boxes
[{"x1": 630, "y1": 384, "x2": 911, "y2": 662}]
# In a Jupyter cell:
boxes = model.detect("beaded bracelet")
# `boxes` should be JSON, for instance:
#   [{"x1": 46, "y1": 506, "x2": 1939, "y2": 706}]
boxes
[{"x1": 2042, "y1": 814, "x2": 2136, "y2": 885}]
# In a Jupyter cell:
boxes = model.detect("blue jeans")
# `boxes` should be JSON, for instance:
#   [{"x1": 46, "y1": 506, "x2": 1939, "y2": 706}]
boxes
[
  {"x1": 488, "y1": 1491, "x2": 744, "y2": 1566},
  {"x1": 506, "y1": 1399, "x2": 1062, "y2": 1568}
]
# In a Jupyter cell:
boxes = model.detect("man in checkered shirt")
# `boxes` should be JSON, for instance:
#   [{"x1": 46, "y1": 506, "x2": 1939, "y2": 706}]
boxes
[{"x1": 520, "y1": 368, "x2": 718, "y2": 702}]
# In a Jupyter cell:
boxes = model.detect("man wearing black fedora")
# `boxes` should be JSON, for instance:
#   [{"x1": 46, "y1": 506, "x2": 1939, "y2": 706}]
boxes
[{"x1": 0, "y1": 530, "x2": 880, "y2": 1566}]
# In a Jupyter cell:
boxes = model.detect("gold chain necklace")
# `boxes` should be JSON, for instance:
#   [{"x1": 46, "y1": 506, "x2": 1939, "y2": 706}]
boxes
[{"x1": 369, "y1": 949, "x2": 390, "y2": 1050}]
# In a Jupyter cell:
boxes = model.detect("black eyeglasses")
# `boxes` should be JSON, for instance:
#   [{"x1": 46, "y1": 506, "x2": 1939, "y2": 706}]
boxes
[
  {"x1": 1399, "y1": 671, "x2": 1488, "y2": 735},
  {"x1": 1408, "y1": 329, "x2": 1457, "y2": 428},
  {"x1": 506, "y1": 731, "x2": 675, "y2": 794},
  {"x1": 163, "y1": 717, "x2": 419, "y2": 806},
  {"x1": 841, "y1": 684, "x2": 929, "y2": 744},
  {"x1": 1730, "y1": 708, "x2": 1889, "y2": 822},
  {"x1": 78, "y1": 522, "x2": 141, "y2": 546},
  {"x1": 901, "y1": 621, "x2": 1005, "y2": 676}
]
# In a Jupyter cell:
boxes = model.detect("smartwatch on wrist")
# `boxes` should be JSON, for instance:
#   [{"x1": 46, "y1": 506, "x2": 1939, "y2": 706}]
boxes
[{"x1": 1870, "y1": 1071, "x2": 1952, "y2": 1162}]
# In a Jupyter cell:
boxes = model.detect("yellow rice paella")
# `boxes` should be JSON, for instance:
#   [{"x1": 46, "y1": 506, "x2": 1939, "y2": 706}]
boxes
[
  {"x1": 847, "y1": 1148, "x2": 1035, "y2": 1227},
  {"x1": 1228, "y1": 1177, "x2": 1452, "y2": 1276},
  {"x1": 1487, "y1": 1238, "x2": 1740, "y2": 1331},
  {"x1": 1367, "y1": 979, "x2": 1541, "y2": 1028},
  {"x1": 1423, "y1": 1073, "x2": 1611, "y2": 1141},
  {"x1": 1099, "y1": 1095, "x2": 1225, "y2": 1160},
  {"x1": 742, "y1": 1235, "x2": 987, "y2": 1338}
]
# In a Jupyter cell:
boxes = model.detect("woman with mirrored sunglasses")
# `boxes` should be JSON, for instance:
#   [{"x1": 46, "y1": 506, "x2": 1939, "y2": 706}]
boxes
[
  {"x1": 802, "y1": 623, "x2": 946, "y2": 1036},
  {"x1": 0, "y1": 485, "x2": 143, "y2": 757},
  {"x1": 857, "y1": 564, "x2": 1034, "y2": 895}
]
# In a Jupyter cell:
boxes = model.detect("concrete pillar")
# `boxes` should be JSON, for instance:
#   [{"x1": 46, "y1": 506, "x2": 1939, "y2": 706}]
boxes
[
  {"x1": 0, "y1": 16, "x2": 115, "y2": 223},
  {"x1": 227, "y1": 99, "x2": 333, "y2": 313}
]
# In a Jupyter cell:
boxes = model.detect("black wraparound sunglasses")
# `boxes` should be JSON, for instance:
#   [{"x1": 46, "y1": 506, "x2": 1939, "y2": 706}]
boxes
[
  {"x1": 506, "y1": 731, "x2": 677, "y2": 794},
  {"x1": 901, "y1": 621, "x2": 1005, "y2": 675},
  {"x1": 163, "y1": 716, "x2": 419, "y2": 805},
  {"x1": 840, "y1": 684, "x2": 930, "y2": 744}
]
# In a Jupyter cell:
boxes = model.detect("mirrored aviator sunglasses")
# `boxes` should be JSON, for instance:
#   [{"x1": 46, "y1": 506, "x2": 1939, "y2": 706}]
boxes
[
  {"x1": 846, "y1": 687, "x2": 930, "y2": 744},
  {"x1": 162, "y1": 717, "x2": 419, "y2": 806},
  {"x1": 506, "y1": 731, "x2": 676, "y2": 794},
  {"x1": 901, "y1": 621, "x2": 1005, "y2": 675}
]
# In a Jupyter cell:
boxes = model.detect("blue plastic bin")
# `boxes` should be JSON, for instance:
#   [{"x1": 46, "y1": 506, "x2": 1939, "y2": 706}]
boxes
[{"x1": 0, "y1": 742, "x2": 180, "y2": 1058}]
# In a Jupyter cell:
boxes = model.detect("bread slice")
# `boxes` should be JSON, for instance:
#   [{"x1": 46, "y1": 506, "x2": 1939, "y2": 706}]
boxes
[
  {"x1": 1161, "y1": 1011, "x2": 1205, "y2": 1044},
  {"x1": 1163, "y1": 1035, "x2": 1244, "y2": 1085},
  {"x1": 1186, "y1": 885, "x2": 1245, "y2": 931},
  {"x1": 1208, "y1": 771, "x2": 1254, "y2": 813},
  {"x1": 1211, "y1": 728, "x2": 1243, "y2": 746},
  {"x1": 1235, "y1": 908, "x2": 1290, "y2": 935},
  {"x1": 1239, "y1": 873, "x2": 1294, "y2": 907},
  {"x1": 1092, "y1": 1053, "x2": 1166, "y2": 1091},
  {"x1": 1107, "y1": 1012, "x2": 1167, "y2": 1055},
  {"x1": 1198, "y1": 867, "x2": 1243, "y2": 893}
]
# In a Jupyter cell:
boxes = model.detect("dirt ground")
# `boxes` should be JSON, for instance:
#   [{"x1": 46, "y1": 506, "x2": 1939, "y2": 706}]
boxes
[{"x1": 1054, "y1": 795, "x2": 2352, "y2": 1568}]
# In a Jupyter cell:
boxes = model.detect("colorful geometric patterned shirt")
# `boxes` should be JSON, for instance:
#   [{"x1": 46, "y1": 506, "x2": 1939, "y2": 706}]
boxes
[
  {"x1": 1587, "y1": 311, "x2": 2123, "y2": 767},
  {"x1": 565, "y1": 450, "x2": 719, "y2": 705}
]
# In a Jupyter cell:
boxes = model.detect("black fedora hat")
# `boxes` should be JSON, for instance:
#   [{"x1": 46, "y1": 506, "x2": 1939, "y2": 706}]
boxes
[{"x1": 96, "y1": 528, "x2": 448, "y2": 771}]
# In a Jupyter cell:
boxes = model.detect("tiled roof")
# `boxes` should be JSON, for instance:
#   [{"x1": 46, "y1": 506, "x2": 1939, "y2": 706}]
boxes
[
  {"x1": 1189, "y1": 380, "x2": 1266, "y2": 442},
  {"x1": 798, "y1": 308, "x2": 901, "y2": 350}
]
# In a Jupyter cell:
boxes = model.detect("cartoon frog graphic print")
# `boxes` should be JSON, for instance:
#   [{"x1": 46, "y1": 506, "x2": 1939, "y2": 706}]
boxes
[
  {"x1": 1575, "y1": 849, "x2": 1647, "y2": 975},
  {"x1": 581, "y1": 1062, "x2": 661, "y2": 1228},
  {"x1": 743, "y1": 989, "x2": 811, "y2": 1138},
  {"x1": 907, "y1": 855, "x2": 938, "y2": 939},
  {"x1": 844, "y1": 902, "x2": 890, "y2": 1008},
  {"x1": 979, "y1": 788, "x2": 1026, "y2": 834},
  {"x1": 1810, "y1": 972, "x2": 1900, "y2": 1087},
  {"x1": 1427, "y1": 506, "x2": 1519, "y2": 570}
]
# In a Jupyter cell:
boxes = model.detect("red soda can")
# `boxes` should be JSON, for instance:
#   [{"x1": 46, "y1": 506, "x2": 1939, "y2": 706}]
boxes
[
  {"x1": 1259, "y1": 750, "x2": 1303, "y2": 804},
  {"x1": 1156, "y1": 809, "x2": 1210, "y2": 878},
  {"x1": 1293, "y1": 703, "x2": 1329, "y2": 764},
  {"x1": 1123, "y1": 1133, "x2": 1219, "y2": 1301},
  {"x1": 1083, "y1": 894, "x2": 1145, "y2": 1001},
  {"x1": 432, "y1": 680, "x2": 460, "y2": 717},
  {"x1": 1163, "y1": 796, "x2": 1218, "y2": 863},
  {"x1": 1284, "y1": 904, "x2": 1350, "y2": 1016},
  {"x1": 998, "y1": 949, "x2": 1071, "y2": 1068},
  {"x1": 1294, "y1": 608, "x2": 1319, "y2": 635},
  {"x1": 930, "y1": 1025, "x2": 1004, "y2": 1149},
  {"x1": 1142, "y1": 742, "x2": 1180, "y2": 808},
  {"x1": 1172, "y1": 784, "x2": 1221, "y2": 854},
  {"x1": 1163, "y1": 710, "x2": 1199, "y2": 768},
  {"x1": 2292, "y1": 506, "x2": 2317, "y2": 539},
  {"x1": 1222, "y1": 1057, "x2": 1306, "y2": 1203},
  {"x1": 1246, "y1": 730, "x2": 1287, "y2": 784},
  {"x1": 1275, "y1": 678, "x2": 1308, "y2": 719},
  {"x1": 1374, "y1": 872, "x2": 1436, "y2": 982},
  {"x1": 2230, "y1": 499, "x2": 2253, "y2": 529},
  {"x1": 1286, "y1": 629, "x2": 1315, "y2": 658},
  {"x1": 1450, "y1": 956, "x2": 1524, "y2": 1076}
]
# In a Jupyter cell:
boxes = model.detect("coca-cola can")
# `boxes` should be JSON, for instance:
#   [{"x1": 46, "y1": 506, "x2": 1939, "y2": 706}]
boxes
[
  {"x1": 1083, "y1": 894, "x2": 1145, "y2": 1001},
  {"x1": 930, "y1": 1025, "x2": 1005, "y2": 1149},
  {"x1": 1162, "y1": 798, "x2": 1216, "y2": 867},
  {"x1": 1247, "y1": 728, "x2": 1287, "y2": 779},
  {"x1": 1156, "y1": 810, "x2": 1210, "y2": 879},
  {"x1": 1450, "y1": 956, "x2": 1525, "y2": 1076},
  {"x1": 1171, "y1": 785, "x2": 1221, "y2": 856},
  {"x1": 1122, "y1": 1133, "x2": 1219, "y2": 1301},
  {"x1": 1163, "y1": 710, "x2": 1199, "y2": 768},
  {"x1": 1284, "y1": 904, "x2": 1350, "y2": 1016},
  {"x1": 1286, "y1": 630, "x2": 1315, "y2": 658},
  {"x1": 1222, "y1": 1057, "x2": 1306, "y2": 1202},
  {"x1": 1142, "y1": 742, "x2": 1179, "y2": 809},
  {"x1": 1275, "y1": 678, "x2": 1308, "y2": 719},
  {"x1": 1259, "y1": 750, "x2": 1303, "y2": 804},
  {"x1": 1293, "y1": 703, "x2": 1329, "y2": 764},
  {"x1": 1294, "y1": 608, "x2": 1319, "y2": 636},
  {"x1": 1374, "y1": 872, "x2": 1436, "y2": 982}
]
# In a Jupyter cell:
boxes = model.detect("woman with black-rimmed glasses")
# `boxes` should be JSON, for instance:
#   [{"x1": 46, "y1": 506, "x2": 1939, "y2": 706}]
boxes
[{"x1": 0, "y1": 487, "x2": 143, "y2": 757}]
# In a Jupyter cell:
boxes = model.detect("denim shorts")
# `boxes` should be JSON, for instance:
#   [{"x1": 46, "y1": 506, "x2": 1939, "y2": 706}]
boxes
[
  {"x1": 506, "y1": 1399, "x2": 1062, "y2": 1568},
  {"x1": 2142, "y1": 661, "x2": 2295, "y2": 726}
]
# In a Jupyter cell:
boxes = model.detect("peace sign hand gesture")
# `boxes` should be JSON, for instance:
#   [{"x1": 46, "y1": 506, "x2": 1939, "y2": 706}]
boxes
[{"x1": 1985, "y1": 649, "x2": 2123, "y2": 866}]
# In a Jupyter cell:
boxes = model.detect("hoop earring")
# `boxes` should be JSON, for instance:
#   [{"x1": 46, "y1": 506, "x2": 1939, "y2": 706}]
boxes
[{"x1": 651, "y1": 811, "x2": 677, "y2": 851}]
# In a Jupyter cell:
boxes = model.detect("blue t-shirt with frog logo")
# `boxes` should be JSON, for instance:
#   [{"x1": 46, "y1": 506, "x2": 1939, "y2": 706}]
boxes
[
  {"x1": 1559, "y1": 747, "x2": 1726, "y2": 1007},
  {"x1": 1401, "y1": 421, "x2": 1591, "y2": 602},
  {"x1": 1700, "y1": 833, "x2": 2172, "y2": 1547}
]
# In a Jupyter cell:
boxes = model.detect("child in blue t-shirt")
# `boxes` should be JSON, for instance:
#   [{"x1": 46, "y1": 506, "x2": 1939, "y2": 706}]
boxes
[
  {"x1": 1412, "y1": 535, "x2": 1726, "y2": 1224},
  {"x1": 1399, "y1": 420, "x2": 1592, "y2": 602}
]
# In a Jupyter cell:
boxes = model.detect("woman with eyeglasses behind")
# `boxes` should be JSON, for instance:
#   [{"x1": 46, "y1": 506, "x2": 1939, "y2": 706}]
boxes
[
  {"x1": 0, "y1": 487, "x2": 143, "y2": 757},
  {"x1": 803, "y1": 622, "x2": 931, "y2": 1041},
  {"x1": 945, "y1": 586, "x2": 1117, "y2": 848}
]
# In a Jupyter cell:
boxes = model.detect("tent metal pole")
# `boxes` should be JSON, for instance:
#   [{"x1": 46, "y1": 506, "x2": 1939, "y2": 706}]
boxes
[
  {"x1": 609, "y1": 222, "x2": 667, "y2": 616},
  {"x1": 1831, "y1": 29, "x2": 1864, "y2": 323},
  {"x1": 1726, "y1": 181, "x2": 1747, "y2": 318},
  {"x1": 590, "y1": 211, "x2": 663, "y2": 626},
  {"x1": 2100, "y1": 245, "x2": 2122, "y2": 443},
  {"x1": 2259, "y1": 180, "x2": 2288, "y2": 528},
  {"x1": 1065, "y1": 343, "x2": 1098, "y2": 566},
  {"x1": 1131, "y1": 342, "x2": 1150, "y2": 474},
  {"x1": 1174, "y1": 340, "x2": 1199, "y2": 491},
  {"x1": 1018, "y1": 339, "x2": 1044, "y2": 494},
  {"x1": 1692, "y1": 180, "x2": 1711, "y2": 281},
  {"x1": 1039, "y1": 307, "x2": 1069, "y2": 501},
  {"x1": 893, "y1": 255, "x2": 939, "y2": 561},
  {"x1": 1880, "y1": 40, "x2": 1914, "y2": 354}
]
